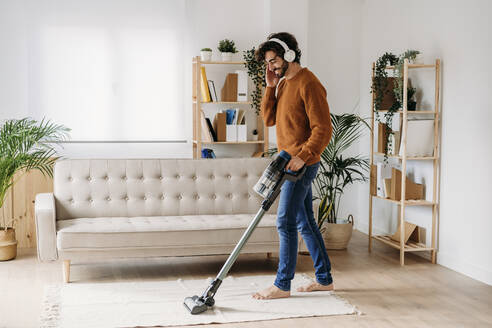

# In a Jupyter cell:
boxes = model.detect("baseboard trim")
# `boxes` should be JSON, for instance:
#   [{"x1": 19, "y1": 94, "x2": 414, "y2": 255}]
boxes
[{"x1": 437, "y1": 251, "x2": 492, "y2": 286}]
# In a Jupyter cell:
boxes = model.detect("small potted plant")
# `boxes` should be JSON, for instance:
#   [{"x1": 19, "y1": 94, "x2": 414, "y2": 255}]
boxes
[
  {"x1": 0, "y1": 118, "x2": 69, "y2": 261},
  {"x1": 218, "y1": 39, "x2": 238, "y2": 61},
  {"x1": 200, "y1": 48, "x2": 212, "y2": 62},
  {"x1": 251, "y1": 129, "x2": 259, "y2": 141},
  {"x1": 407, "y1": 86, "x2": 417, "y2": 111}
]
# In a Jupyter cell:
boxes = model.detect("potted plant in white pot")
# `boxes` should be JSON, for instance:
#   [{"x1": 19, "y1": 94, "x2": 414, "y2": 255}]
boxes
[
  {"x1": 217, "y1": 39, "x2": 237, "y2": 61},
  {"x1": 200, "y1": 48, "x2": 212, "y2": 62},
  {"x1": 0, "y1": 118, "x2": 69, "y2": 261},
  {"x1": 312, "y1": 113, "x2": 370, "y2": 250}
]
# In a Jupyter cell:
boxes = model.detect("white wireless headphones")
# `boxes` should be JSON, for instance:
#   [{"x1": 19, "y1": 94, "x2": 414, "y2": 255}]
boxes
[{"x1": 269, "y1": 37, "x2": 296, "y2": 63}]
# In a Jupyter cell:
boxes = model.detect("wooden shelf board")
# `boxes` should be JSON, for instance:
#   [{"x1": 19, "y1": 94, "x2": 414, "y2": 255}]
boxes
[
  {"x1": 196, "y1": 101, "x2": 252, "y2": 105},
  {"x1": 374, "y1": 152, "x2": 437, "y2": 160},
  {"x1": 193, "y1": 140, "x2": 265, "y2": 144},
  {"x1": 376, "y1": 110, "x2": 435, "y2": 114},
  {"x1": 373, "y1": 195, "x2": 436, "y2": 206},
  {"x1": 193, "y1": 60, "x2": 246, "y2": 65},
  {"x1": 385, "y1": 64, "x2": 436, "y2": 69},
  {"x1": 372, "y1": 235, "x2": 434, "y2": 252}
]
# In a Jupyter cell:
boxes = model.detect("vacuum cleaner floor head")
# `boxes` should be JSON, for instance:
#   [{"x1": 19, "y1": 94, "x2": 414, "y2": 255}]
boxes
[{"x1": 183, "y1": 295, "x2": 208, "y2": 314}]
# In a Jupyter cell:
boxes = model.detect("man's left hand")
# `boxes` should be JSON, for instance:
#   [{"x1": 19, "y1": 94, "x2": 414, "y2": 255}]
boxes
[{"x1": 286, "y1": 156, "x2": 305, "y2": 172}]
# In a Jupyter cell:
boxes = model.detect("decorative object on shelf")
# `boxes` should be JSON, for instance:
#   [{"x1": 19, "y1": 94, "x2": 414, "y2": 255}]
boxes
[
  {"x1": 243, "y1": 47, "x2": 266, "y2": 115},
  {"x1": 314, "y1": 113, "x2": 370, "y2": 249},
  {"x1": 407, "y1": 86, "x2": 417, "y2": 111},
  {"x1": 372, "y1": 52, "x2": 398, "y2": 112},
  {"x1": 0, "y1": 118, "x2": 69, "y2": 261},
  {"x1": 393, "y1": 50, "x2": 420, "y2": 112},
  {"x1": 217, "y1": 39, "x2": 238, "y2": 61},
  {"x1": 371, "y1": 50, "x2": 421, "y2": 161},
  {"x1": 251, "y1": 129, "x2": 259, "y2": 141},
  {"x1": 200, "y1": 48, "x2": 212, "y2": 61}
]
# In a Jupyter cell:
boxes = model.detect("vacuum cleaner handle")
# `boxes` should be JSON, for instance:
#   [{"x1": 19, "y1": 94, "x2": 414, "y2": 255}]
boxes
[{"x1": 285, "y1": 165, "x2": 307, "y2": 181}]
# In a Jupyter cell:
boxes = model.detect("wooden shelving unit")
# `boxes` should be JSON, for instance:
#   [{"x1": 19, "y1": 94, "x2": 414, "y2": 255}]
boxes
[
  {"x1": 192, "y1": 56, "x2": 268, "y2": 159},
  {"x1": 368, "y1": 58, "x2": 441, "y2": 266}
]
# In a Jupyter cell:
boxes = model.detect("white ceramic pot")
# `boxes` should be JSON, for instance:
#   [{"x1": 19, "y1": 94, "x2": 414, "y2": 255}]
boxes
[
  {"x1": 200, "y1": 51, "x2": 212, "y2": 62},
  {"x1": 221, "y1": 52, "x2": 233, "y2": 61}
]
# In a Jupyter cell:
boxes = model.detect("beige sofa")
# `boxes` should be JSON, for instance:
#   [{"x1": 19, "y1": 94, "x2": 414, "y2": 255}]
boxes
[{"x1": 35, "y1": 158, "x2": 280, "y2": 282}]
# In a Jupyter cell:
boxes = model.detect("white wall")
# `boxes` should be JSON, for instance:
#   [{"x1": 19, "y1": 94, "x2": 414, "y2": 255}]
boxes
[
  {"x1": 357, "y1": 0, "x2": 492, "y2": 285},
  {"x1": 307, "y1": 0, "x2": 363, "y2": 221}
]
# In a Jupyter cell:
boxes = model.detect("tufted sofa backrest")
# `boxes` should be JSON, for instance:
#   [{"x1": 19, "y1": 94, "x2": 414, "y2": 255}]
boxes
[{"x1": 53, "y1": 158, "x2": 278, "y2": 220}]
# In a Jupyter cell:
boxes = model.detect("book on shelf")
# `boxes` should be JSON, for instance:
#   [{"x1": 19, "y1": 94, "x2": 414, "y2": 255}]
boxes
[
  {"x1": 200, "y1": 67, "x2": 211, "y2": 102},
  {"x1": 205, "y1": 117, "x2": 217, "y2": 141},
  {"x1": 207, "y1": 80, "x2": 218, "y2": 102},
  {"x1": 201, "y1": 148, "x2": 216, "y2": 159},
  {"x1": 200, "y1": 110, "x2": 213, "y2": 142}
]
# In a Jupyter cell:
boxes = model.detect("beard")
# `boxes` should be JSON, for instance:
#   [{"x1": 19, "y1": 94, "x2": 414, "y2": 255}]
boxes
[{"x1": 274, "y1": 61, "x2": 289, "y2": 78}]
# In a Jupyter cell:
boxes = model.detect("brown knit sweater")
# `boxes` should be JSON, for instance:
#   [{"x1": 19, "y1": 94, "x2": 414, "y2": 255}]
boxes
[{"x1": 260, "y1": 68, "x2": 332, "y2": 165}]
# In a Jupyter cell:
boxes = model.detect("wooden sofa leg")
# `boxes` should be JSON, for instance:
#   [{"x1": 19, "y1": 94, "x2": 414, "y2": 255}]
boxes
[
  {"x1": 267, "y1": 252, "x2": 272, "y2": 259},
  {"x1": 63, "y1": 260, "x2": 71, "y2": 283}
]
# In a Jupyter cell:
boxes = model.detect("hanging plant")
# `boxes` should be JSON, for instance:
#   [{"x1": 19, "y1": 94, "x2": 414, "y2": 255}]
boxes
[
  {"x1": 371, "y1": 50, "x2": 420, "y2": 162},
  {"x1": 243, "y1": 47, "x2": 266, "y2": 115},
  {"x1": 372, "y1": 52, "x2": 398, "y2": 112}
]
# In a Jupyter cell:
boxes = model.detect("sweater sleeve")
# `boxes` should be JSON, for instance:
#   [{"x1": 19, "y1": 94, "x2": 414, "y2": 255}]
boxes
[
  {"x1": 296, "y1": 81, "x2": 333, "y2": 163},
  {"x1": 260, "y1": 87, "x2": 277, "y2": 127}
]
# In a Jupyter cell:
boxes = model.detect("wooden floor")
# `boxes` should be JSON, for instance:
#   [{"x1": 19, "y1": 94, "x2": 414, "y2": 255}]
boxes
[{"x1": 1, "y1": 230, "x2": 491, "y2": 328}]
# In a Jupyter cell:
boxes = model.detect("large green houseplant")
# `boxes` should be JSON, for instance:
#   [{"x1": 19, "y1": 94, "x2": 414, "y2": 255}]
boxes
[
  {"x1": 264, "y1": 113, "x2": 369, "y2": 250},
  {"x1": 313, "y1": 113, "x2": 370, "y2": 249},
  {"x1": 0, "y1": 118, "x2": 69, "y2": 261}
]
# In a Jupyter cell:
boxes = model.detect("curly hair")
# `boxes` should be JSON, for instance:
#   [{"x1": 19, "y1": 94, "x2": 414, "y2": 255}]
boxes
[{"x1": 255, "y1": 32, "x2": 301, "y2": 64}]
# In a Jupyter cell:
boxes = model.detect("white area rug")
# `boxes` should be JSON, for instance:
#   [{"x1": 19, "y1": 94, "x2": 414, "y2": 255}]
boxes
[{"x1": 40, "y1": 274, "x2": 358, "y2": 327}]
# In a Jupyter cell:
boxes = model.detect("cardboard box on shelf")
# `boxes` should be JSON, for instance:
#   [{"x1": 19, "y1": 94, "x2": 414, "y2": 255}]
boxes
[
  {"x1": 213, "y1": 112, "x2": 226, "y2": 142},
  {"x1": 390, "y1": 221, "x2": 421, "y2": 244},
  {"x1": 221, "y1": 73, "x2": 238, "y2": 102},
  {"x1": 390, "y1": 168, "x2": 424, "y2": 201}
]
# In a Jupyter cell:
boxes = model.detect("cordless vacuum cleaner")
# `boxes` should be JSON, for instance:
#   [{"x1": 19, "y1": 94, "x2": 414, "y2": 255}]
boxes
[{"x1": 183, "y1": 150, "x2": 306, "y2": 314}]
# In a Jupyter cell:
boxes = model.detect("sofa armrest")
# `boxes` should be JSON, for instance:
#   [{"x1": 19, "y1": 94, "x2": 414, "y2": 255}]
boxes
[{"x1": 35, "y1": 193, "x2": 58, "y2": 261}]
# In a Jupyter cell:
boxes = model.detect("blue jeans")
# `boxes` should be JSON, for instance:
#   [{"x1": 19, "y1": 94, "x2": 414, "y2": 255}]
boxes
[{"x1": 274, "y1": 161, "x2": 333, "y2": 291}]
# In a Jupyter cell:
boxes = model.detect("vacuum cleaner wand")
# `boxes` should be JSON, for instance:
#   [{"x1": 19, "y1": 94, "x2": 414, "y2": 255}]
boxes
[{"x1": 184, "y1": 151, "x2": 306, "y2": 314}]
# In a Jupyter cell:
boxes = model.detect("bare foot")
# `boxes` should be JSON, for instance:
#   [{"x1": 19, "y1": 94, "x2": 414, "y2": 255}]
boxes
[
  {"x1": 296, "y1": 281, "x2": 334, "y2": 292},
  {"x1": 252, "y1": 285, "x2": 290, "y2": 300}
]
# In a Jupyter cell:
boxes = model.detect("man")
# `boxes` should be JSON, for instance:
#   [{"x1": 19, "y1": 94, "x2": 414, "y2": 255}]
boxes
[{"x1": 252, "y1": 32, "x2": 334, "y2": 300}]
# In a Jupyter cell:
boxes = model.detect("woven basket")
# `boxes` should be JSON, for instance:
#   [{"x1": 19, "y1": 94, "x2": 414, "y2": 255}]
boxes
[
  {"x1": 322, "y1": 215, "x2": 354, "y2": 250},
  {"x1": 0, "y1": 227, "x2": 17, "y2": 261}
]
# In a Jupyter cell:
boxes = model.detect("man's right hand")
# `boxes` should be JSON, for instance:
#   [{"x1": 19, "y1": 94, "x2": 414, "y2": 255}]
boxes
[{"x1": 266, "y1": 67, "x2": 279, "y2": 87}]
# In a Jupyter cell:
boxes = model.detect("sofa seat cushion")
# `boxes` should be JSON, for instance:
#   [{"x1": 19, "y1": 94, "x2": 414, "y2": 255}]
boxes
[{"x1": 56, "y1": 214, "x2": 278, "y2": 250}]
